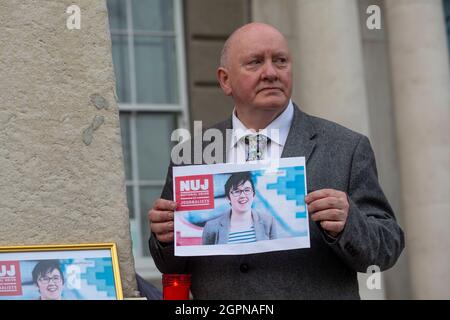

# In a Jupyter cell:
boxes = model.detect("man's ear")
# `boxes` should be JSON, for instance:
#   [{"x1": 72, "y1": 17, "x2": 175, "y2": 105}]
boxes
[{"x1": 217, "y1": 67, "x2": 232, "y2": 96}]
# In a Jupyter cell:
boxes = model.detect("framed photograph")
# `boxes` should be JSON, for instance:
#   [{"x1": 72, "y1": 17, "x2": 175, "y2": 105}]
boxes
[
  {"x1": 173, "y1": 157, "x2": 310, "y2": 256},
  {"x1": 0, "y1": 243, "x2": 123, "y2": 300}
]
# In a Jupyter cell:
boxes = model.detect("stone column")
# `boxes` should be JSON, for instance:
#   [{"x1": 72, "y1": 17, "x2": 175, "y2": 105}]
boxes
[
  {"x1": 385, "y1": 0, "x2": 450, "y2": 299},
  {"x1": 0, "y1": 0, "x2": 138, "y2": 297},
  {"x1": 293, "y1": 0, "x2": 371, "y2": 136}
]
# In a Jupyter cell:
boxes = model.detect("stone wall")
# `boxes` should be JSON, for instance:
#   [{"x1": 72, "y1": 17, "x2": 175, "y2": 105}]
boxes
[{"x1": 0, "y1": 0, "x2": 137, "y2": 297}]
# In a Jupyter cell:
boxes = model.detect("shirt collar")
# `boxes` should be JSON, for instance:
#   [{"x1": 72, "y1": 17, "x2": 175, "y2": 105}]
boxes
[{"x1": 231, "y1": 100, "x2": 294, "y2": 147}]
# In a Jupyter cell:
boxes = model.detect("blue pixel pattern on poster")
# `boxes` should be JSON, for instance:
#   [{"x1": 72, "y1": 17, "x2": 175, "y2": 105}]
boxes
[
  {"x1": 266, "y1": 166, "x2": 306, "y2": 218},
  {"x1": 81, "y1": 258, "x2": 116, "y2": 297},
  {"x1": 250, "y1": 166, "x2": 308, "y2": 237}
]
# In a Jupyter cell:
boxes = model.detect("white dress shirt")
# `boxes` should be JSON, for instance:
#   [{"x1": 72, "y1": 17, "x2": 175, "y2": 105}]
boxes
[{"x1": 227, "y1": 100, "x2": 294, "y2": 163}]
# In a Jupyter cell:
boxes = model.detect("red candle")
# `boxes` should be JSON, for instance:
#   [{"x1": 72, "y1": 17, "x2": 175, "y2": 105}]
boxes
[{"x1": 162, "y1": 274, "x2": 191, "y2": 300}]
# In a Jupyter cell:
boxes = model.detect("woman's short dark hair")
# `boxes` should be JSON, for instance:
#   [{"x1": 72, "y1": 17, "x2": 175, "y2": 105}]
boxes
[
  {"x1": 224, "y1": 172, "x2": 255, "y2": 199},
  {"x1": 32, "y1": 260, "x2": 64, "y2": 284}
]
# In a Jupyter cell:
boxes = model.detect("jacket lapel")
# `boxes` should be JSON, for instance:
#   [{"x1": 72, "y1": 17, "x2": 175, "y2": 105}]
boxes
[
  {"x1": 205, "y1": 118, "x2": 232, "y2": 165},
  {"x1": 218, "y1": 210, "x2": 231, "y2": 244},
  {"x1": 251, "y1": 210, "x2": 265, "y2": 241},
  {"x1": 281, "y1": 104, "x2": 317, "y2": 163}
]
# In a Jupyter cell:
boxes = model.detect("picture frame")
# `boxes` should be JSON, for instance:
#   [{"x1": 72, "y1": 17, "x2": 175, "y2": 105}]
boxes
[{"x1": 0, "y1": 243, "x2": 123, "y2": 300}]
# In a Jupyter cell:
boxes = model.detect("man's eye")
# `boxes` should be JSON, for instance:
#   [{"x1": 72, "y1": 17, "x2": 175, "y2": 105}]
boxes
[
  {"x1": 249, "y1": 60, "x2": 260, "y2": 65},
  {"x1": 274, "y1": 57, "x2": 287, "y2": 64}
]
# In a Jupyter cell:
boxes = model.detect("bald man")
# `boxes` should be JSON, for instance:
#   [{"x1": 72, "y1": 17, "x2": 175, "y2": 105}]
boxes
[{"x1": 148, "y1": 23, "x2": 404, "y2": 299}]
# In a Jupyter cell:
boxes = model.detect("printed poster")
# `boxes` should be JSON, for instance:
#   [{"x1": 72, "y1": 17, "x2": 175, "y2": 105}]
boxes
[
  {"x1": 173, "y1": 157, "x2": 310, "y2": 256},
  {"x1": 0, "y1": 250, "x2": 118, "y2": 300}
]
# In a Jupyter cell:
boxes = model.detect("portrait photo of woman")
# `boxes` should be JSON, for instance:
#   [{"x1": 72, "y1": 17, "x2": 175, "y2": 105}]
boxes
[
  {"x1": 202, "y1": 172, "x2": 277, "y2": 245},
  {"x1": 32, "y1": 260, "x2": 65, "y2": 300}
]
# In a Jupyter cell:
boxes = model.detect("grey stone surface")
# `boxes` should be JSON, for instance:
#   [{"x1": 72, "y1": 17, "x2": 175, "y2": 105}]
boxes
[
  {"x1": 0, "y1": 0, "x2": 138, "y2": 297},
  {"x1": 386, "y1": 0, "x2": 450, "y2": 299},
  {"x1": 185, "y1": 0, "x2": 250, "y2": 128},
  {"x1": 190, "y1": 41, "x2": 223, "y2": 83},
  {"x1": 190, "y1": 88, "x2": 233, "y2": 128},
  {"x1": 82, "y1": 115, "x2": 105, "y2": 145},
  {"x1": 92, "y1": 115, "x2": 105, "y2": 131},
  {"x1": 358, "y1": 0, "x2": 411, "y2": 299},
  {"x1": 82, "y1": 125, "x2": 94, "y2": 146},
  {"x1": 90, "y1": 93, "x2": 110, "y2": 110},
  {"x1": 187, "y1": 0, "x2": 249, "y2": 36}
]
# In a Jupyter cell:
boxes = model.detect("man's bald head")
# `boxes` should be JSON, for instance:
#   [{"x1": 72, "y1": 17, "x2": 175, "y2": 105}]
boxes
[
  {"x1": 219, "y1": 23, "x2": 290, "y2": 68},
  {"x1": 216, "y1": 22, "x2": 293, "y2": 129}
]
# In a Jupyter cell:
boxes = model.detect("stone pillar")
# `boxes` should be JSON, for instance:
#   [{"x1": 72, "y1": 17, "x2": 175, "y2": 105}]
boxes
[
  {"x1": 293, "y1": 0, "x2": 371, "y2": 136},
  {"x1": 358, "y1": 0, "x2": 410, "y2": 300},
  {"x1": 0, "y1": 0, "x2": 138, "y2": 297},
  {"x1": 385, "y1": 0, "x2": 450, "y2": 299}
]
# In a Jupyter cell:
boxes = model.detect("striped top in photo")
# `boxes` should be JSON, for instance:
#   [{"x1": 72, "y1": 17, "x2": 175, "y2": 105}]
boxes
[{"x1": 228, "y1": 226, "x2": 257, "y2": 244}]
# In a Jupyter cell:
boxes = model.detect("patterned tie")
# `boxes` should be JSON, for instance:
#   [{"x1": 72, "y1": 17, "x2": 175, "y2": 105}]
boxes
[{"x1": 244, "y1": 134, "x2": 269, "y2": 161}]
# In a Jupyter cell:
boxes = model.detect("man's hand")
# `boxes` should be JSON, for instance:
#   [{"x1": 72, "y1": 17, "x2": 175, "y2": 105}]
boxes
[
  {"x1": 305, "y1": 189, "x2": 349, "y2": 238},
  {"x1": 148, "y1": 199, "x2": 177, "y2": 243}
]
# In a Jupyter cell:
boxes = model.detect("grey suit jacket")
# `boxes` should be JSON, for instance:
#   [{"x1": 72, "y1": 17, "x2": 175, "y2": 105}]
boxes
[
  {"x1": 149, "y1": 105, "x2": 405, "y2": 299},
  {"x1": 202, "y1": 209, "x2": 277, "y2": 245}
]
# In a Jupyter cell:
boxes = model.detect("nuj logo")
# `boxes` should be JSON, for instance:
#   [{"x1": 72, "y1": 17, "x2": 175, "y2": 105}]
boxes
[
  {"x1": 0, "y1": 264, "x2": 16, "y2": 277},
  {"x1": 176, "y1": 174, "x2": 214, "y2": 211},
  {"x1": 180, "y1": 178, "x2": 209, "y2": 192},
  {"x1": 0, "y1": 261, "x2": 22, "y2": 295}
]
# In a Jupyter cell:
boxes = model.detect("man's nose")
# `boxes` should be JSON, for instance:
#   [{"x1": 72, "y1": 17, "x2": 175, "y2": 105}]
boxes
[{"x1": 261, "y1": 61, "x2": 278, "y2": 81}]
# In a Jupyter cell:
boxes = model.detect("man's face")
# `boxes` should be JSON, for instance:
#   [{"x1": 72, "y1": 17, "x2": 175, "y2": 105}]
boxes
[
  {"x1": 219, "y1": 25, "x2": 293, "y2": 114},
  {"x1": 37, "y1": 268, "x2": 63, "y2": 300},
  {"x1": 228, "y1": 181, "x2": 255, "y2": 213}
]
